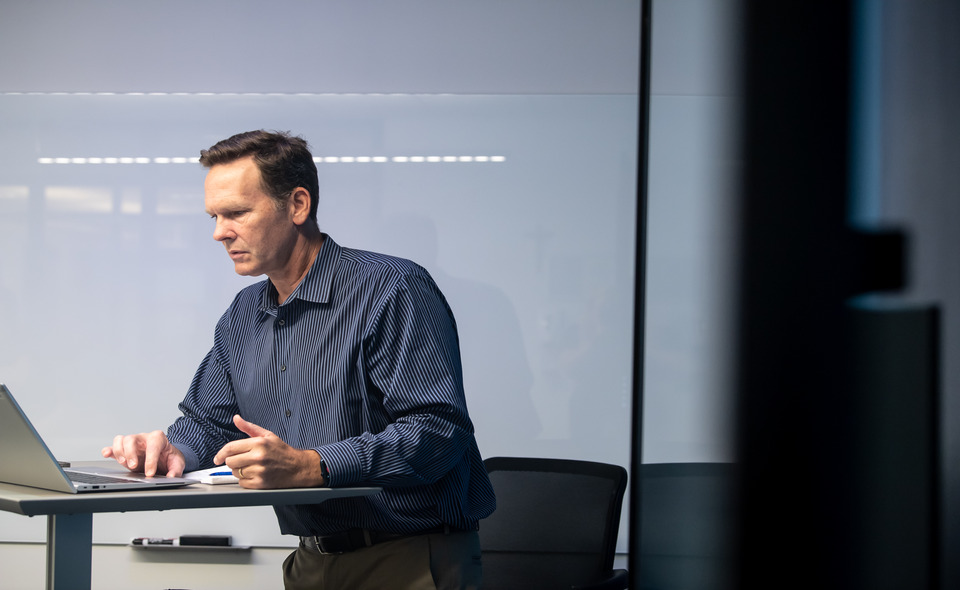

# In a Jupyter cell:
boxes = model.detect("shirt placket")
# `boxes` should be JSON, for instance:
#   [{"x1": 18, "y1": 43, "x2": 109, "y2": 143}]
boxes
[{"x1": 274, "y1": 310, "x2": 295, "y2": 432}]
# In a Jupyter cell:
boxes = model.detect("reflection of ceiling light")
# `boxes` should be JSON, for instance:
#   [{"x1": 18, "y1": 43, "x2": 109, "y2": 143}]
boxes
[
  {"x1": 37, "y1": 157, "x2": 202, "y2": 165},
  {"x1": 310, "y1": 155, "x2": 507, "y2": 164},
  {"x1": 37, "y1": 155, "x2": 506, "y2": 165},
  {"x1": 4, "y1": 91, "x2": 459, "y2": 97}
]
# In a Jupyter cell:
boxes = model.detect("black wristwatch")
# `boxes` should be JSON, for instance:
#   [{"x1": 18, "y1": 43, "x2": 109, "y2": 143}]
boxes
[{"x1": 319, "y1": 458, "x2": 330, "y2": 487}]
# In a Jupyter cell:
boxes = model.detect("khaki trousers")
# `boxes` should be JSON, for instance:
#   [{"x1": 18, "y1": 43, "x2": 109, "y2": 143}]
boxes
[{"x1": 282, "y1": 530, "x2": 482, "y2": 590}]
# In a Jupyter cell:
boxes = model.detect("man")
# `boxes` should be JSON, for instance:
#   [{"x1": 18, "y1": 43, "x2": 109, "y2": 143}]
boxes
[{"x1": 102, "y1": 130, "x2": 495, "y2": 589}]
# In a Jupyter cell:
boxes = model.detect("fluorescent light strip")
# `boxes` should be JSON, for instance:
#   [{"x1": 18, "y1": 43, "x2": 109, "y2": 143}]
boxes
[
  {"x1": 36, "y1": 155, "x2": 506, "y2": 165},
  {"x1": 314, "y1": 156, "x2": 506, "y2": 164},
  {"x1": 4, "y1": 91, "x2": 457, "y2": 97},
  {"x1": 38, "y1": 157, "x2": 200, "y2": 165}
]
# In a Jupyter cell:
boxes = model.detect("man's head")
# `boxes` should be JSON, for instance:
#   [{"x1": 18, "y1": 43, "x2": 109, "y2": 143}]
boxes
[
  {"x1": 199, "y1": 130, "x2": 320, "y2": 223},
  {"x1": 202, "y1": 132, "x2": 321, "y2": 284}
]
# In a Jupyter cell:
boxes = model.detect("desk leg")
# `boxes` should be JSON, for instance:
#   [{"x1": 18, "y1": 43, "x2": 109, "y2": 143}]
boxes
[{"x1": 46, "y1": 513, "x2": 93, "y2": 590}]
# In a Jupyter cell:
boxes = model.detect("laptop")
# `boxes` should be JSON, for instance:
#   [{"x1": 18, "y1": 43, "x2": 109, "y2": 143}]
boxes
[{"x1": 0, "y1": 383, "x2": 197, "y2": 493}]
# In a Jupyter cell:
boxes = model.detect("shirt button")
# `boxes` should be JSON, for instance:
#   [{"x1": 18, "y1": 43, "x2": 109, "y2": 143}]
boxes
[
  {"x1": 285, "y1": 409, "x2": 292, "y2": 418},
  {"x1": 278, "y1": 319, "x2": 285, "y2": 326},
  {"x1": 280, "y1": 365, "x2": 287, "y2": 372}
]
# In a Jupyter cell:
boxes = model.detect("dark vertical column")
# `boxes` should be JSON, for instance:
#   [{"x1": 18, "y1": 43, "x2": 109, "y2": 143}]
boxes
[
  {"x1": 848, "y1": 304, "x2": 940, "y2": 590},
  {"x1": 629, "y1": 0, "x2": 652, "y2": 583},
  {"x1": 734, "y1": 1, "x2": 859, "y2": 588},
  {"x1": 878, "y1": 3, "x2": 960, "y2": 588}
]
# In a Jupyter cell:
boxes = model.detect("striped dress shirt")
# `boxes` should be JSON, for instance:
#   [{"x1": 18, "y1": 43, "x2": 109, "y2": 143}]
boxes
[{"x1": 167, "y1": 235, "x2": 496, "y2": 536}]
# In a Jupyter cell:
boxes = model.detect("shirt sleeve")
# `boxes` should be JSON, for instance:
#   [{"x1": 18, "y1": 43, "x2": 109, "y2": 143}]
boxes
[
  {"x1": 167, "y1": 311, "x2": 245, "y2": 472},
  {"x1": 314, "y1": 268, "x2": 476, "y2": 488}
]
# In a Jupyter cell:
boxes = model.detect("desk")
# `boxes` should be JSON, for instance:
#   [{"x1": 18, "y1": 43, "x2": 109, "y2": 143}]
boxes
[{"x1": 0, "y1": 462, "x2": 381, "y2": 590}]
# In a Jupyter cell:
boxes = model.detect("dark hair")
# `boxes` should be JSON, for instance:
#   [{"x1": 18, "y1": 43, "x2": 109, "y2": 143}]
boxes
[{"x1": 199, "y1": 130, "x2": 319, "y2": 222}]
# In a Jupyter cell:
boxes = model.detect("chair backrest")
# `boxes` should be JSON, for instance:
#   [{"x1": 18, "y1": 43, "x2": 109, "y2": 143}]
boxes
[
  {"x1": 480, "y1": 456, "x2": 628, "y2": 590},
  {"x1": 637, "y1": 462, "x2": 736, "y2": 590}
]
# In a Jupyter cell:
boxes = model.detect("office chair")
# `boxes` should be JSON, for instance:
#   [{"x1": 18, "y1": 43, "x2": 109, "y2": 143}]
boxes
[
  {"x1": 636, "y1": 462, "x2": 735, "y2": 590},
  {"x1": 480, "y1": 456, "x2": 629, "y2": 590}
]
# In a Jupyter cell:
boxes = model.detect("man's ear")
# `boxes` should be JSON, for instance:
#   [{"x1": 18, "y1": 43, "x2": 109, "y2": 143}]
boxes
[{"x1": 290, "y1": 187, "x2": 312, "y2": 225}]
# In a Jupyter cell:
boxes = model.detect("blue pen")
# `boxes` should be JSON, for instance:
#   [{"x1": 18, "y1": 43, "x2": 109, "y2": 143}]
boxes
[{"x1": 210, "y1": 471, "x2": 233, "y2": 476}]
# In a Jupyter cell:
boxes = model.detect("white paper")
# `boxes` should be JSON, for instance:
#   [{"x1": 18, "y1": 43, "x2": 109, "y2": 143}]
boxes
[{"x1": 185, "y1": 466, "x2": 239, "y2": 485}]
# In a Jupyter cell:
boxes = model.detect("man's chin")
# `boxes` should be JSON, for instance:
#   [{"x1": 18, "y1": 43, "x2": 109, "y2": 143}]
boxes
[{"x1": 232, "y1": 263, "x2": 263, "y2": 277}]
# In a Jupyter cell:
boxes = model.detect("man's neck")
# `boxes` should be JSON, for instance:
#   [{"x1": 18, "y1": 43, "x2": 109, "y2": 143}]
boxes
[{"x1": 272, "y1": 231, "x2": 325, "y2": 305}]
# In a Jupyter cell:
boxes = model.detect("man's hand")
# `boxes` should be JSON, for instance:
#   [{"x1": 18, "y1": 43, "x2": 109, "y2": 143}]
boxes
[
  {"x1": 213, "y1": 415, "x2": 326, "y2": 489},
  {"x1": 101, "y1": 431, "x2": 186, "y2": 478}
]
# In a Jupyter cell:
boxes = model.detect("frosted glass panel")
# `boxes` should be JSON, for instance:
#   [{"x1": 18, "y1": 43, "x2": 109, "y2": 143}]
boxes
[{"x1": 0, "y1": 92, "x2": 638, "y2": 546}]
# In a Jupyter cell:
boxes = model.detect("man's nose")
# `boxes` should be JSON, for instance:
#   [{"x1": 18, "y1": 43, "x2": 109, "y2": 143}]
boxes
[{"x1": 212, "y1": 219, "x2": 230, "y2": 241}]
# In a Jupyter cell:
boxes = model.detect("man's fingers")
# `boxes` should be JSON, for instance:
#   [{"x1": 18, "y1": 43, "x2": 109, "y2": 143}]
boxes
[
  {"x1": 234, "y1": 464, "x2": 263, "y2": 489},
  {"x1": 213, "y1": 441, "x2": 233, "y2": 465},
  {"x1": 143, "y1": 431, "x2": 168, "y2": 477},
  {"x1": 108, "y1": 435, "x2": 126, "y2": 464},
  {"x1": 233, "y1": 414, "x2": 273, "y2": 438},
  {"x1": 214, "y1": 416, "x2": 274, "y2": 464},
  {"x1": 121, "y1": 435, "x2": 142, "y2": 470},
  {"x1": 106, "y1": 432, "x2": 174, "y2": 475},
  {"x1": 214, "y1": 438, "x2": 249, "y2": 465},
  {"x1": 164, "y1": 450, "x2": 186, "y2": 478}
]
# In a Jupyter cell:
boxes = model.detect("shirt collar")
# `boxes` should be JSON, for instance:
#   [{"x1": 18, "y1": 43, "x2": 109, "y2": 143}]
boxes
[{"x1": 260, "y1": 234, "x2": 340, "y2": 313}]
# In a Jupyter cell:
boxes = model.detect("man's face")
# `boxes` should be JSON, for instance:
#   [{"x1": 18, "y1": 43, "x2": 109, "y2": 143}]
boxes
[{"x1": 204, "y1": 157, "x2": 297, "y2": 278}]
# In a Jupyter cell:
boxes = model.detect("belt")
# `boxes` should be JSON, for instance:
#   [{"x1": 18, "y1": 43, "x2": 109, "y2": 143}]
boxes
[{"x1": 301, "y1": 524, "x2": 473, "y2": 555}]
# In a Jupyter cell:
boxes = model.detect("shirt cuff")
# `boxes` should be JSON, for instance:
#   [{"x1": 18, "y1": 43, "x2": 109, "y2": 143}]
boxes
[{"x1": 313, "y1": 440, "x2": 364, "y2": 487}]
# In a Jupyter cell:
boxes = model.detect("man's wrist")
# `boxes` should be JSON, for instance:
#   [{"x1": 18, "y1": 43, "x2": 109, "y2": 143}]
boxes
[
  {"x1": 318, "y1": 457, "x2": 330, "y2": 487},
  {"x1": 308, "y1": 449, "x2": 330, "y2": 487}
]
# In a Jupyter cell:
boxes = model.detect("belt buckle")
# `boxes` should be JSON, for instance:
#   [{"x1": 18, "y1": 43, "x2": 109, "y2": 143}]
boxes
[
  {"x1": 312, "y1": 535, "x2": 344, "y2": 555},
  {"x1": 310, "y1": 529, "x2": 371, "y2": 554}
]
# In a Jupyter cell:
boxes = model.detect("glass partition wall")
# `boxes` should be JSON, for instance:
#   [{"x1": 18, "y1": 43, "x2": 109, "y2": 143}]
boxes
[{"x1": 0, "y1": 92, "x2": 639, "y2": 547}]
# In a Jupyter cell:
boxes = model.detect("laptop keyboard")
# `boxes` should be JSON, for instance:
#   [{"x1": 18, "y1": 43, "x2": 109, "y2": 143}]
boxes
[{"x1": 67, "y1": 471, "x2": 139, "y2": 484}]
